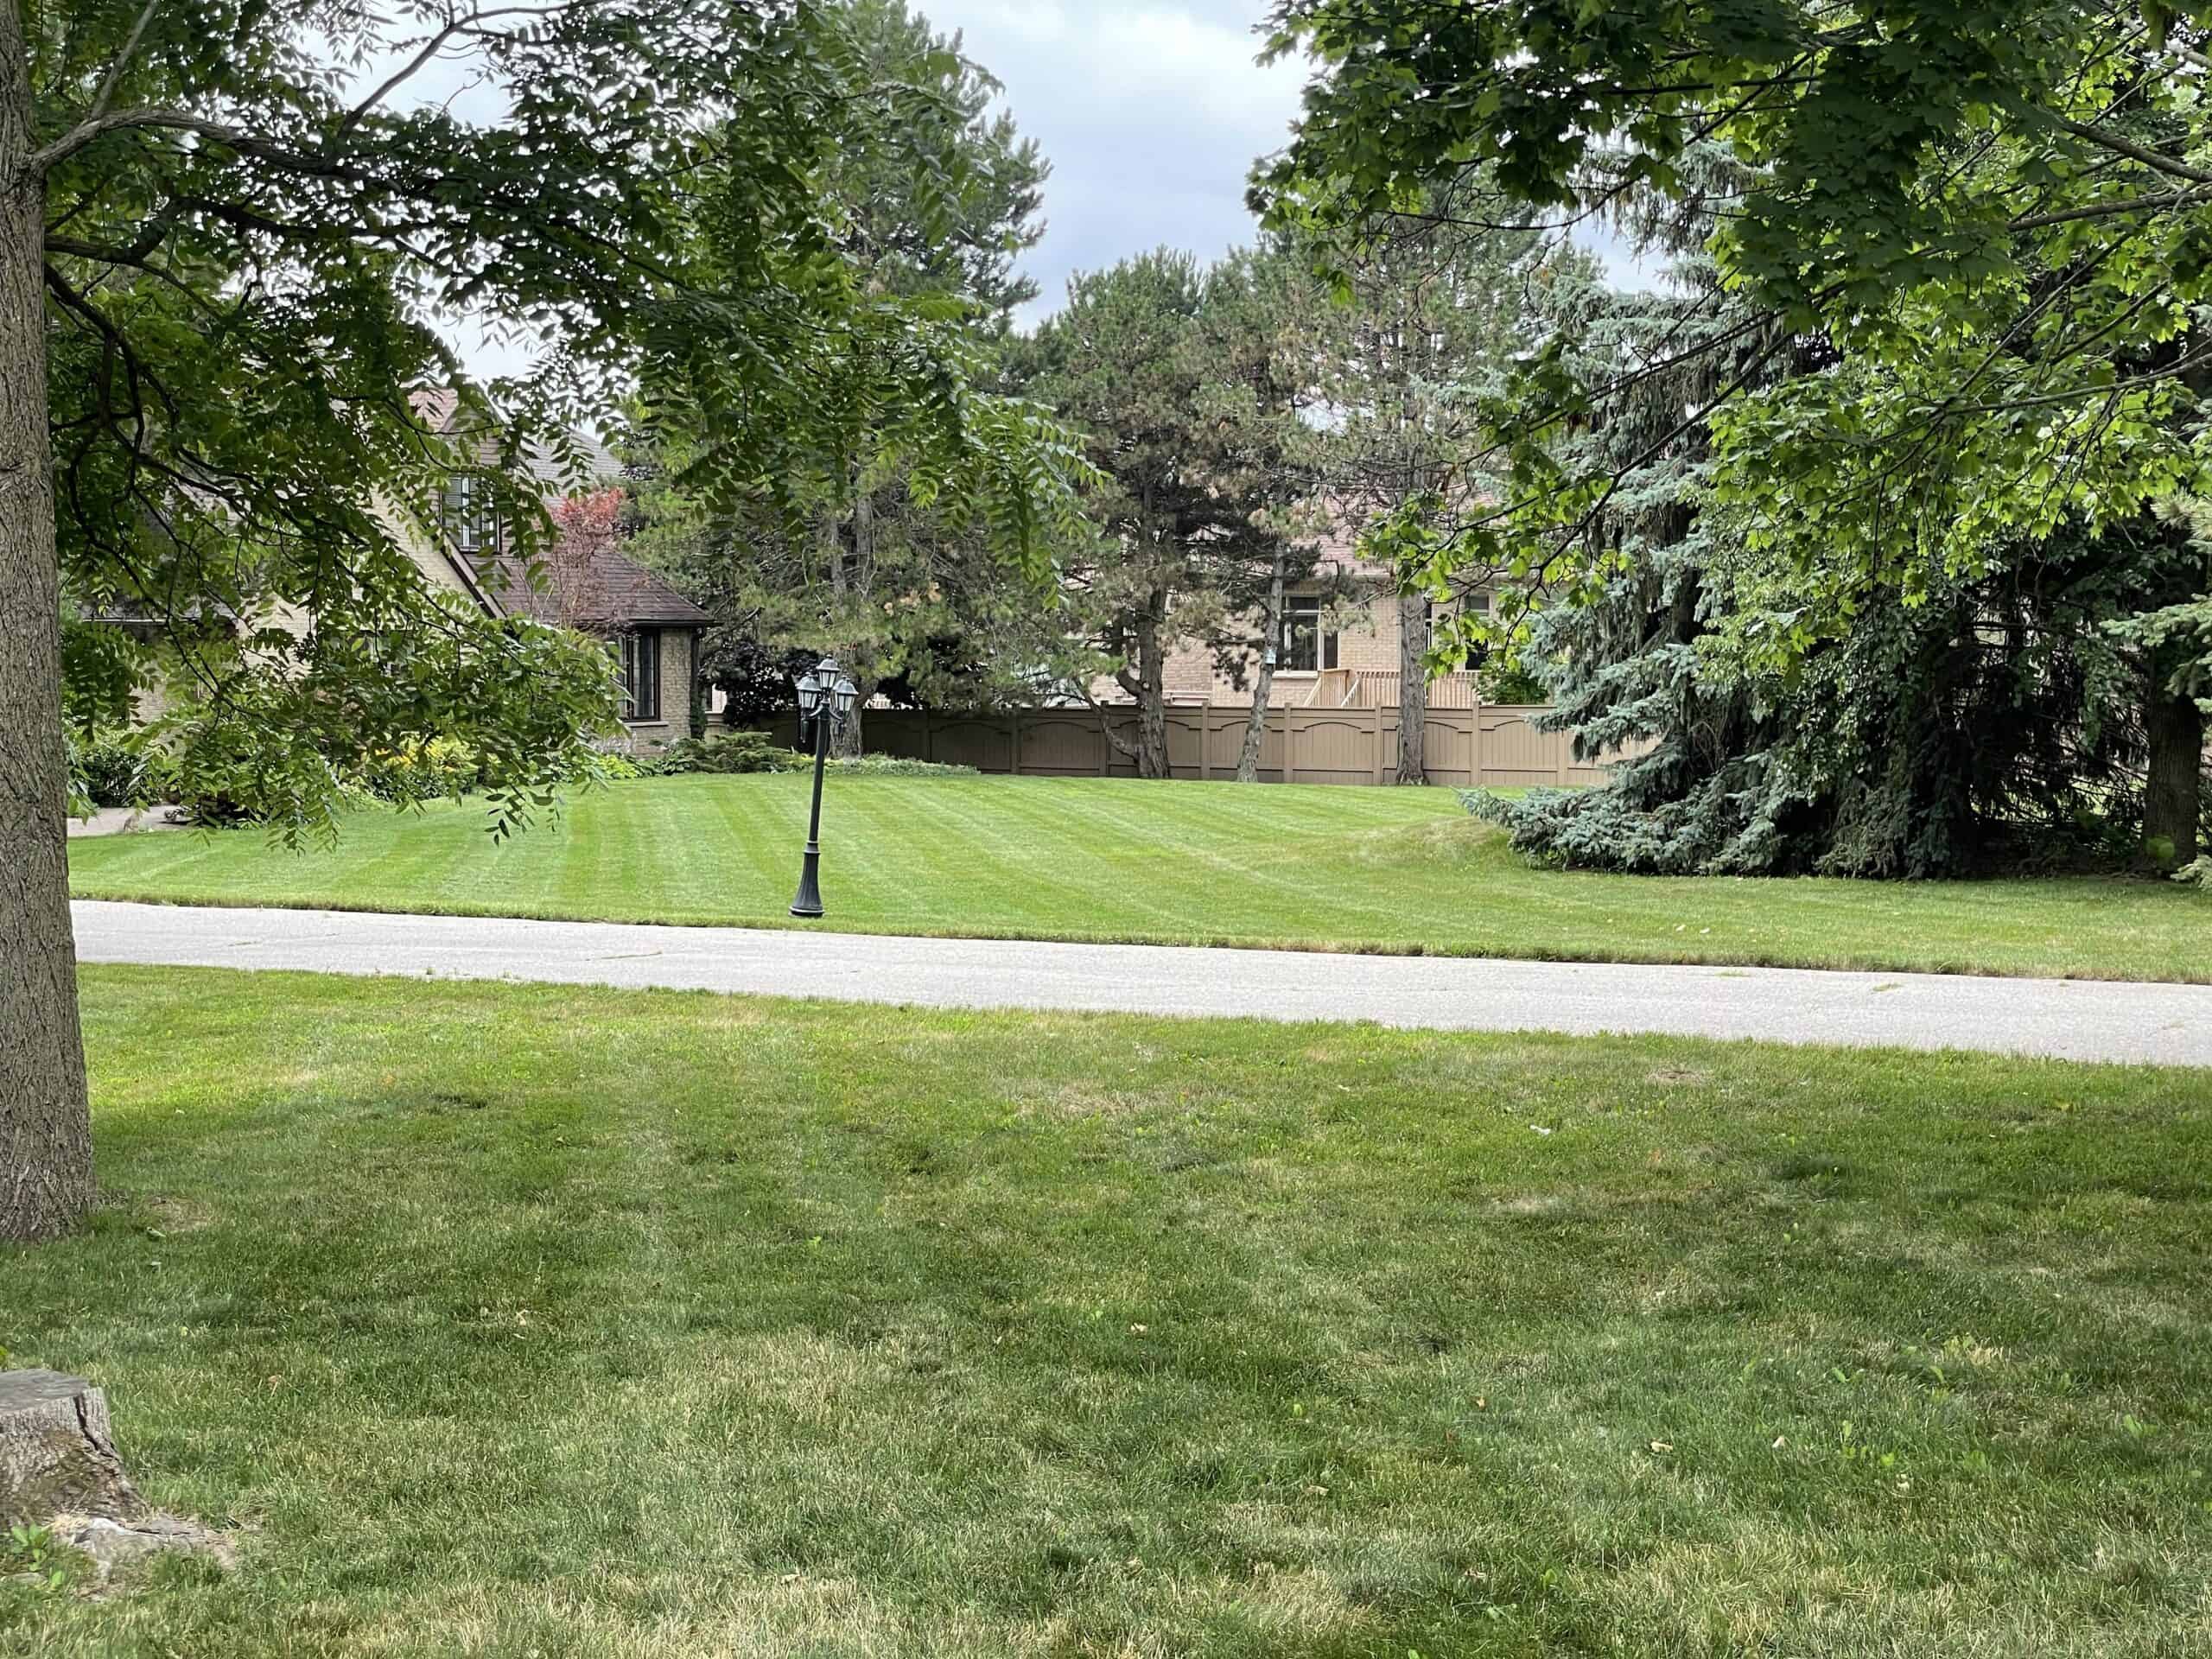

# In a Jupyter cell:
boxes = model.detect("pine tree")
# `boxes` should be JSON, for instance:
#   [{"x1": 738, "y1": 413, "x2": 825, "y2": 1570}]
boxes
[
  {"x1": 1303, "y1": 201, "x2": 1568, "y2": 780},
  {"x1": 1028, "y1": 250, "x2": 1328, "y2": 779}
]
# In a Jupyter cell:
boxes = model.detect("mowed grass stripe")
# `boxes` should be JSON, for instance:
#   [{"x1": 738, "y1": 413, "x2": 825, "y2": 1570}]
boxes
[
  {"x1": 67, "y1": 772, "x2": 2212, "y2": 980},
  {"x1": 6, "y1": 967, "x2": 2208, "y2": 1655}
]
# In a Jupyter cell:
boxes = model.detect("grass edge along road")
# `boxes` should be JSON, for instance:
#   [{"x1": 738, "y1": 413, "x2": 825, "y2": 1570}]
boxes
[
  {"x1": 6, "y1": 963, "x2": 2210, "y2": 1655},
  {"x1": 66, "y1": 773, "x2": 2212, "y2": 983}
]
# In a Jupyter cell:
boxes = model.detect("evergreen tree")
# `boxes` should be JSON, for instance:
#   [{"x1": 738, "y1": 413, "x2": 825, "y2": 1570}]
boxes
[
  {"x1": 1302, "y1": 200, "x2": 1577, "y2": 780},
  {"x1": 1262, "y1": 2, "x2": 2212, "y2": 865},
  {"x1": 626, "y1": 0, "x2": 1065, "y2": 746},
  {"x1": 1028, "y1": 250, "x2": 1324, "y2": 779},
  {"x1": 1190, "y1": 244, "x2": 1348, "y2": 780}
]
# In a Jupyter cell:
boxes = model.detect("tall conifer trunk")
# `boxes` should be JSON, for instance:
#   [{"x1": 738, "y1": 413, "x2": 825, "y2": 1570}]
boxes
[
  {"x1": 1132, "y1": 596, "x2": 1170, "y2": 779},
  {"x1": 1395, "y1": 590, "x2": 1431, "y2": 785},
  {"x1": 1237, "y1": 551, "x2": 1286, "y2": 781},
  {"x1": 1, "y1": 3, "x2": 96, "y2": 1241}
]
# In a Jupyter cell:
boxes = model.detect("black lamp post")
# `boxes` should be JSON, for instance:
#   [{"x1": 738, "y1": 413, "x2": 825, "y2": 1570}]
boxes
[{"x1": 789, "y1": 654, "x2": 859, "y2": 918}]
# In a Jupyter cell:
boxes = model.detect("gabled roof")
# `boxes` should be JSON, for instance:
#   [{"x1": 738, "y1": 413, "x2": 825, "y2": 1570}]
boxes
[
  {"x1": 410, "y1": 388, "x2": 621, "y2": 492},
  {"x1": 409, "y1": 388, "x2": 708, "y2": 632},
  {"x1": 481, "y1": 549, "x2": 712, "y2": 630}
]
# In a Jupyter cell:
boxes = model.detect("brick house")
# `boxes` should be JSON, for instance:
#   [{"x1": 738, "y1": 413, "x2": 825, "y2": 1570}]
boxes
[
  {"x1": 402, "y1": 392, "x2": 710, "y2": 754},
  {"x1": 1096, "y1": 528, "x2": 1496, "y2": 711}
]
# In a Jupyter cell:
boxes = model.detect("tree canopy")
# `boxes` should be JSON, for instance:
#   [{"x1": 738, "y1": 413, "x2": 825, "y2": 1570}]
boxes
[
  {"x1": 3, "y1": 0, "x2": 1089, "y2": 1239},
  {"x1": 622, "y1": 0, "x2": 1080, "y2": 735},
  {"x1": 1258, "y1": 2, "x2": 2212, "y2": 632},
  {"x1": 1258, "y1": 0, "x2": 2212, "y2": 868},
  {"x1": 29, "y1": 0, "x2": 1084, "y2": 830},
  {"x1": 1023, "y1": 247, "x2": 1339, "y2": 779}
]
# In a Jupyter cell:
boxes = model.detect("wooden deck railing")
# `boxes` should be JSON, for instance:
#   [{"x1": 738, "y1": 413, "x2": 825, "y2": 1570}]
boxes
[{"x1": 1345, "y1": 671, "x2": 1484, "y2": 709}]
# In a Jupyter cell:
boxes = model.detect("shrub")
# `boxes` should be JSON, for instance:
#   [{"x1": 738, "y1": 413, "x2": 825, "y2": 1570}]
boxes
[
  {"x1": 821, "y1": 753, "x2": 976, "y2": 777},
  {"x1": 661, "y1": 730, "x2": 798, "y2": 774},
  {"x1": 74, "y1": 733, "x2": 176, "y2": 809},
  {"x1": 354, "y1": 736, "x2": 484, "y2": 802},
  {"x1": 652, "y1": 730, "x2": 980, "y2": 779}
]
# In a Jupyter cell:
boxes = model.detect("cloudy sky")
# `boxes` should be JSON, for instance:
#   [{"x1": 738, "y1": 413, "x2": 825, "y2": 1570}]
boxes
[
  {"x1": 425, "y1": 2, "x2": 1641, "y2": 373},
  {"x1": 926, "y1": 1, "x2": 1306, "y2": 327}
]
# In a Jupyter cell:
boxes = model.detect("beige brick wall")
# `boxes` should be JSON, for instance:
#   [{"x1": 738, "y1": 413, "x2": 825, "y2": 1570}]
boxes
[
  {"x1": 605, "y1": 627, "x2": 696, "y2": 756},
  {"x1": 1147, "y1": 588, "x2": 1405, "y2": 708}
]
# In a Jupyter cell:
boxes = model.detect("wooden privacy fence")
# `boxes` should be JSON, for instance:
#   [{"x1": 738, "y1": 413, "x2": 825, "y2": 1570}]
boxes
[{"x1": 764, "y1": 703, "x2": 1622, "y2": 788}]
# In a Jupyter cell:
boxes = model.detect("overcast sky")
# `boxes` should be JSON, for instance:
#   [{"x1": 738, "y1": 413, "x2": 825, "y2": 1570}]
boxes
[
  {"x1": 931, "y1": 1, "x2": 1306, "y2": 327},
  {"x1": 428, "y1": 2, "x2": 1640, "y2": 376}
]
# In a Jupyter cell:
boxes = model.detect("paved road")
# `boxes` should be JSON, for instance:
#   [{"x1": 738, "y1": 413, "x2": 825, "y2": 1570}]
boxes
[{"x1": 70, "y1": 899, "x2": 2212, "y2": 1066}]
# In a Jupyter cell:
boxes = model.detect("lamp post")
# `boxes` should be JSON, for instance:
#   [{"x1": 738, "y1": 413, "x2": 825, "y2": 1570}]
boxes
[{"x1": 789, "y1": 654, "x2": 859, "y2": 918}]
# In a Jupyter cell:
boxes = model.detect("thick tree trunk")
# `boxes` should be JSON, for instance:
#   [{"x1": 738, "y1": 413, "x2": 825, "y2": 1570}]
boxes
[
  {"x1": 1236, "y1": 554, "x2": 1285, "y2": 782},
  {"x1": 1, "y1": 10, "x2": 95, "y2": 1243},
  {"x1": 2143, "y1": 671, "x2": 2203, "y2": 869},
  {"x1": 1133, "y1": 598, "x2": 1169, "y2": 779},
  {"x1": 1395, "y1": 589, "x2": 1431, "y2": 785}
]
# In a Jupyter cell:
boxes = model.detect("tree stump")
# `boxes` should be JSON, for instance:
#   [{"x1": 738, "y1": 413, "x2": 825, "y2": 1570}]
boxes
[{"x1": 0, "y1": 1370, "x2": 147, "y2": 1528}]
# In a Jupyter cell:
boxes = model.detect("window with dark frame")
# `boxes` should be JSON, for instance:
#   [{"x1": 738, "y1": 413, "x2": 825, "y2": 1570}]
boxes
[
  {"x1": 443, "y1": 474, "x2": 500, "y2": 554},
  {"x1": 1427, "y1": 590, "x2": 1494, "y2": 632},
  {"x1": 620, "y1": 630, "x2": 662, "y2": 722},
  {"x1": 1280, "y1": 594, "x2": 1338, "y2": 673}
]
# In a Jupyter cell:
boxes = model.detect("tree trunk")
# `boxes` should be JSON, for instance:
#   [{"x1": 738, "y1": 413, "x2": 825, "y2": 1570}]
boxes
[
  {"x1": 1, "y1": 9, "x2": 95, "y2": 1243},
  {"x1": 834, "y1": 478, "x2": 872, "y2": 759},
  {"x1": 1395, "y1": 589, "x2": 1431, "y2": 785},
  {"x1": 2144, "y1": 670, "x2": 2203, "y2": 869},
  {"x1": 1133, "y1": 597, "x2": 1169, "y2": 779},
  {"x1": 1237, "y1": 553, "x2": 1285, "y2": 782},
  {"x1": 0, "y1": 1371, "x2": 145, "y2": 1527}
]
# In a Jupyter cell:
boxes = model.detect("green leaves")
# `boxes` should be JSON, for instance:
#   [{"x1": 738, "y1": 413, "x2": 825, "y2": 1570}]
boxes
[
  {"x1": 1263, "y1": 1, "x2": 2212, "y2": 684},
  {"x1": 35, "y1": 1, "x2": 1089, "y2": 832}
]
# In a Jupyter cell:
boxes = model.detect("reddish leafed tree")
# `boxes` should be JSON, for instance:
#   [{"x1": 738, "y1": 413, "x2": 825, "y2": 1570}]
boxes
[{"x1": 547, "y1": 488, "x2": 626, "y2": 628}]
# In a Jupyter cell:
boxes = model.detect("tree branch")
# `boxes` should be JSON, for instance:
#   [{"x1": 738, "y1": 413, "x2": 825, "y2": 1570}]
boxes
[
  {"x1": 28, "y1": 108, "x2": 373, "y2": 181},
  {"x1": 2010, "y1": 185, "x2": 2212, "y2": 230},
  {"x1": 2052, "y1": 114, "x2": 2212, "y2": 186},
  {"x1": 86, "y1": 0, "x2": 162, "y2": 128},
  {"x1": 338, "y1": 6, "x2": 555, "y2": 136},
  {"x1": 44, "y1": 198, "x2": 178, "y2": 266}
]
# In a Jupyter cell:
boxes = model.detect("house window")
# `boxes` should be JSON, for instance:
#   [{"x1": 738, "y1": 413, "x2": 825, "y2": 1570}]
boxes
[
  {"x1": 1427, "y1": 591, "x2": 1493, "y2": 631},
  {"x1": 444, "y1": 474, "x2": 499, "y2": 553},
  {"x1": 620, "y1": 630, "x2": 661, "y2": 722},
  {"x1": 1280, "y1": 594, "x2": 1338, "y2": 673}
]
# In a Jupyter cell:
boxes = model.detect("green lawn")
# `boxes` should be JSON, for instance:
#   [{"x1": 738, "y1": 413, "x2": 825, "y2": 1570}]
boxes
[
  {"x1": 68, "y1": 773, "x2": 2212, "y2": 981},
  {"x1": 7, "y1": 967, "x2": 2209, "y2": 1655}
]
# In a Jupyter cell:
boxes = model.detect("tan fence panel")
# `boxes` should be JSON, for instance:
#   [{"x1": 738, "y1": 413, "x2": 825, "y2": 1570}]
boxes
[
  {"x1": 1421, "y1": 709, "x2": 1474, "y2": 786},
  {"x1": 867, "y1": 710, "x2": 930, "y2": 760},
  {"x1": 1012, "y1": 711, "x2": 1110, "y2": 776},
  {"x1": 920, "y1": 713, "x2": 1007, "y2": 773},
  {"x1": 747, "y1": 700, "x2": 1616, "y2": 788},
  {"x1": 1285, "y1": 708, "x2": 1382, "y2": 785},
  {"x1": 1472, "y1": 706, "x2": 1564, "y2": 789}
]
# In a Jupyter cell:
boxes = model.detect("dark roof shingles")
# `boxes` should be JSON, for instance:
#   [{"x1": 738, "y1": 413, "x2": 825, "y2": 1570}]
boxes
[{"x1": 483, "y1": 548, "x2": 711, "y2": 629}]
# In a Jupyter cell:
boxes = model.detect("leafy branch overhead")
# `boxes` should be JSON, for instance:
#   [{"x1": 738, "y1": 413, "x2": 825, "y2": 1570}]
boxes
[
  {"x1": 25, "y1": 0, "x2": 1089, "y2": 836},
  {"x1": 1258, "y1": 1, "x2": 2212, "y2": 651}
]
